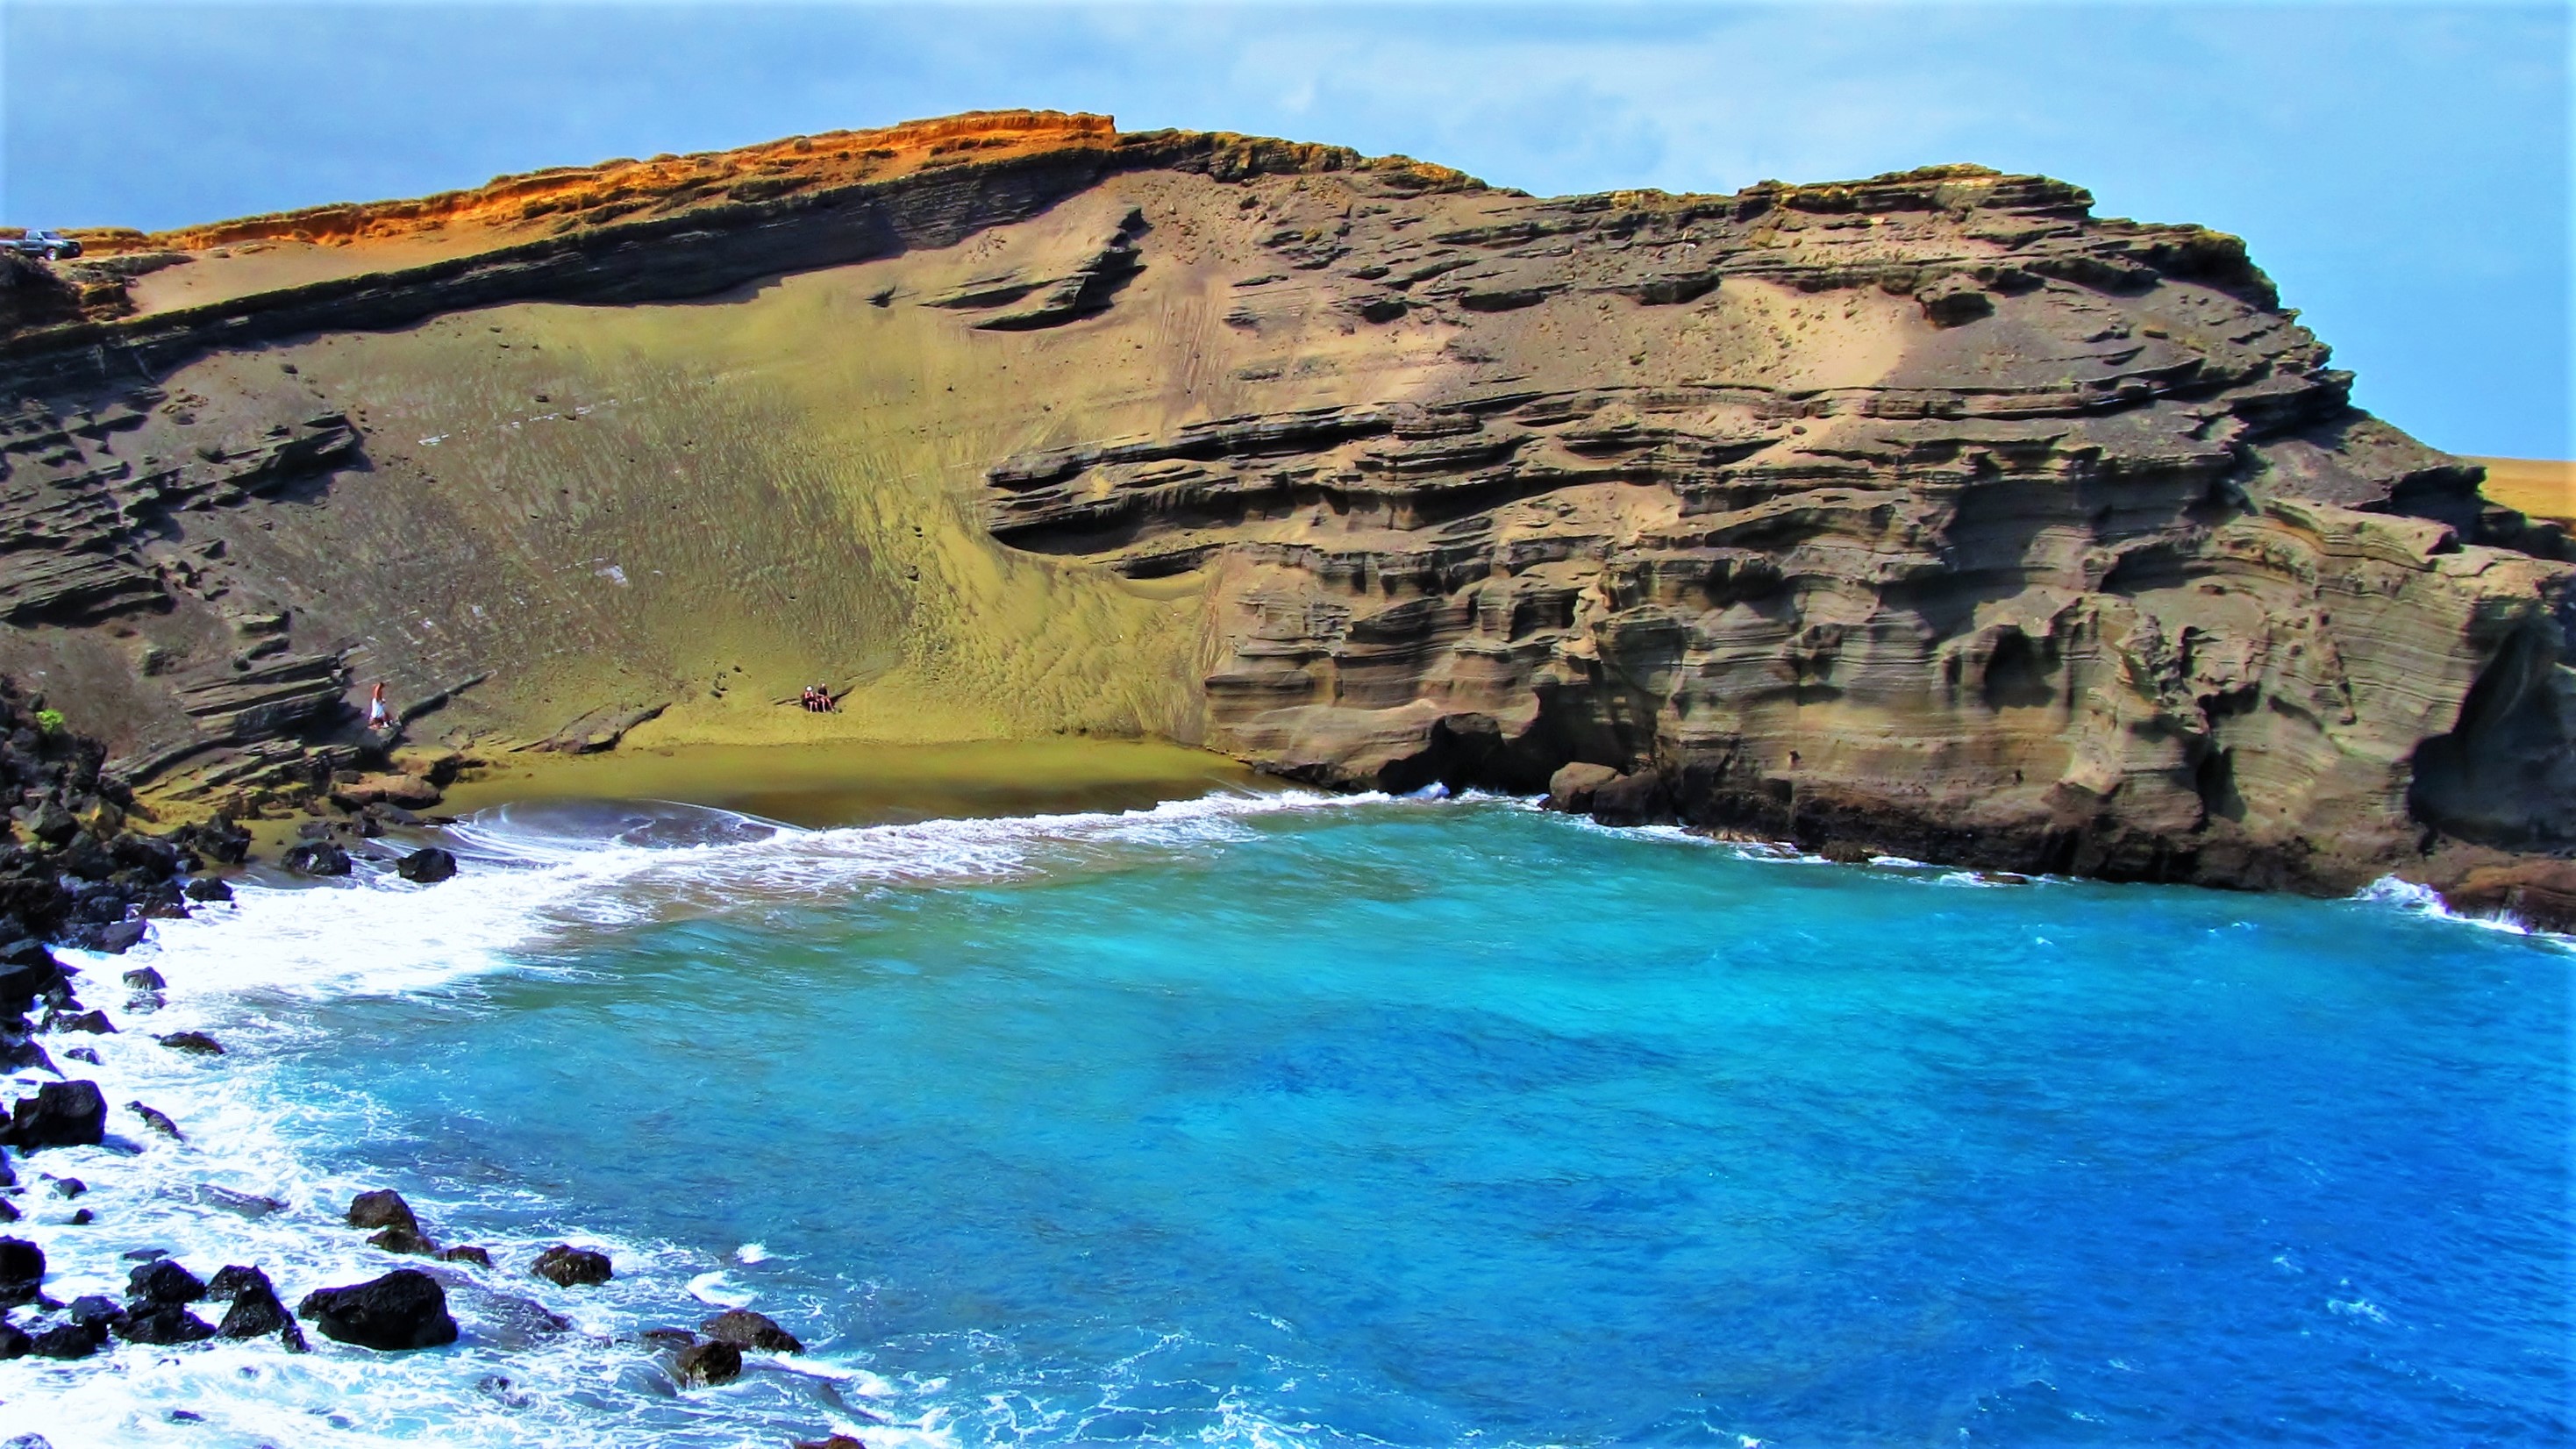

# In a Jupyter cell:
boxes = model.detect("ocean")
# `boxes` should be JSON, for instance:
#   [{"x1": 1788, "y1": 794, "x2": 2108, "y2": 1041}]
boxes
[{"x1": 1, "y1": 790, "x2": 2567, "y2": 1447}]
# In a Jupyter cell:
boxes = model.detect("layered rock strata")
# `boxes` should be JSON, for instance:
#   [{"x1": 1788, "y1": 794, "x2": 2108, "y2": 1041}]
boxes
[{"x1": 0, "y1": 111, "x2": 2565, "y2": 906}]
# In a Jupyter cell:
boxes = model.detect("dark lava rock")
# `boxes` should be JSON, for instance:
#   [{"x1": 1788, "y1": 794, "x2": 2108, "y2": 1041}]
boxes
[
  {"x1": 120, "y1": 966, "x2": 165, "y2": 991},
  {"x1": 346, "y1": 1188, "x2": 419, "y2": 1234},
  {"x1": 296, "y1": 1268, "x2": 459, "y2": 1351},
  {"x1": 158, "y1": 1030, "x2": 225, "y2": 1055},
  {"x1": 66, "y1": 1293, "x2": 125, "y2": 1327},
  {"x1": 182, "y1": 877, "x2": 232, "y2": 903},
  {"x1": 673, "y1": 1337, "x2": 743, "y2": 1387},
  {"x1": 640, "y1": 1326, "x2": 697, "y2": 1349},
  {"x1": 45, "y1": 1175, "x2": 83, "y2": 1197},
  {"x1": 1819, "y1": 840, "x2": 1875, "y2": 865},
  {"x1": 88, "y1": 920, "x2": 146, "y2": 954},
  {"x1": 368, "y1": 1224, "x2": 439, "y2": 1256},
  {"x1": 0, "y1": 1236, "x2": 45, "y2": 1303},
  {"x1": 128, "y1": 1257, "x2": 205, "y2": 1306},
  {"x1": 217, "y1": 1281, "x2": 293, "y2": 1339},
  {"x1": 197, "y1": 1185, "x2": 284, "y2": 1218},
  {"x1": 28, "y1": 1319, "x2": 105, "y2": 1358},
  {"x1": 450, "y1": 1285, "x2": 571, "y2": 1348},
  {"x1": 530, "y1": 1244, "x2": 612, "y2": 1287},
  {"x1": 0, "y1": 939, "x2": 64, "y2": 1014},
  {"x1": 67, "y1": 1208, "x2": 92, "y2": 1226},
  {"x1": 0, "y1": 1320, "x2": 28, "y2": 1359},
  {"x1": 702, "y1": 1307, "x2": 803, "y2": 1353},
  {"x1": 129, "y1": 1101, "x2": 182, "y2": 1139},
  {"x1": 791, "y1": 1438, "x2": 869, "y2": 1449},
  {"x1": 48, "y1": 1009, "x2": 113, "y2": 1035},
  {"x1": 0, "y1": 1201, "x2": 18, "y2": 1223},
  {"x1": 395, "y1": 847, "x2": 458, "y2": 884},
  {"x1": 205, "y1": 1264, "x2": 270, "y2": 1301},
  {"x1": 58, "y1": 1046, "x2": 96, "y2": 1065},
  {"x1": 172, "y1": 816, "x2": 251, "y2": 867},
  {"x1": 1, "y1": 1028, "x2": 55, "y2": 1074},
  {"x1": 118, "y1": 1303, "x2": 215, "y2": 1345},
  {"x1": 3, "y1": 1080, "x2": 106, "y2": 1150},
  {"x1": 438, "y1": 1245, "x2": 492, "y2": 1267},
  {"x1": 282, "y1": 841, "x2": 352, "y2": 877}
]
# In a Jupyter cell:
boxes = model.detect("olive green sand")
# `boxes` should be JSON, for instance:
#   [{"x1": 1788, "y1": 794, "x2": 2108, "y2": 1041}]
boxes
[{"x1": 439, "y1": 737, "x2": 1264, "y2": 829}]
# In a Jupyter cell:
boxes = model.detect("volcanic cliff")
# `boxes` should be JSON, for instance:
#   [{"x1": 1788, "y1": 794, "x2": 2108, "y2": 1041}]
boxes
[{"x1": 2, "y1": 110, "x2": 2568, "y2": 903}]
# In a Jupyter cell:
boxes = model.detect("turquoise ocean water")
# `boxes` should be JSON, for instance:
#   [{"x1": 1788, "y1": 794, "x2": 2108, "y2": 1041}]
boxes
[{"x1": 1, "y1": 790, "x2": 2567, "y2": 1446}]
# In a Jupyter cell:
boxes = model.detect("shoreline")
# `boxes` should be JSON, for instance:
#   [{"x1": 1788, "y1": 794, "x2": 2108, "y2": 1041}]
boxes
[{"x1": 435, "y1": 735, "x2": 1268, "y2": 830}]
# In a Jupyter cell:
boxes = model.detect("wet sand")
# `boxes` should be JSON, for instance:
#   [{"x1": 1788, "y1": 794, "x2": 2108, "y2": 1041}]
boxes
[{"x1": 439, "y1": 736, "x2": 1270, "y2": 829}]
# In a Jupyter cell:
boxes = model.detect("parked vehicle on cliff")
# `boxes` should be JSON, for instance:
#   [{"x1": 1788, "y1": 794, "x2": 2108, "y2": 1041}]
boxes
[{"x1": 2, "y1": 230, "x2": 82, "y2": 261}]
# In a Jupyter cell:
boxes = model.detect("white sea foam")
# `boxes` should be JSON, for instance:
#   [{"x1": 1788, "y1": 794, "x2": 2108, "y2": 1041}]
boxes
[
  {"x1": 0, "y1": 785, "x2": 1416, "y2": 1447},
  {"x1": 2353, "y1": 874, "x2": 2572, "y2": 946}
]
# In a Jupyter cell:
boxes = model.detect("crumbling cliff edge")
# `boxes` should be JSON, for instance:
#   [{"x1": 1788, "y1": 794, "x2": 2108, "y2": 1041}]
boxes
[{"x1": 2, "y1": 110, "x2": 2568, "y2": 924}]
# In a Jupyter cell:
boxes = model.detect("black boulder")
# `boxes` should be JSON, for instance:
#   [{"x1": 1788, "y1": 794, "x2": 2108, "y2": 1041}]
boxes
[
  {"x1": 0, "y1": 1236, "x2": 44, "y2": 1303},
  {"x1": 395, "y1": 848, "x2": 458, "y2": 884},
  {"x1": 282, "y1": 841, "x2": 352, "y2": 877},
  {"x1": 702, "y1": 1307, "x2": 803, "y2": 1353},
  {"x1": 217, "y1": 1281, "x2": 293, "y2": 1339},
  {"x1": 28, "y1": 1320, "x2": 105, "y2": 1359},
  {"x1": 296, "y1": 1268, "x2": 458, "y2": 1351},
  {"x1": 128, "y1": 1257, "x2": 205, "y2": 1306},
  {"x1": 118, "y1": 1303, "x2": 215, "y2": 1345},
  {"x1": 2, "y1": 1080, "x2": 105, "y2": 1150},
  {"x1": 530, "y1": 1244, "x2": 612, "y2": 1287}
]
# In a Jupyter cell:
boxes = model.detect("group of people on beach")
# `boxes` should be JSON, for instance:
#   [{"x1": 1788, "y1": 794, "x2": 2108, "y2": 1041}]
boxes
[{"x1": 800, "y1": 684, "x2": 838, "y2": 713}]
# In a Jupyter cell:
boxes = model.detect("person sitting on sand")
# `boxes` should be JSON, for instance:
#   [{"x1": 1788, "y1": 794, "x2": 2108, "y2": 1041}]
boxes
[
  {"x1": 801, "y1": 686, "x2": 816, "y2": 712},
  {"x1": 366, "y1": 682, "x2": 391, "y2": 731}
]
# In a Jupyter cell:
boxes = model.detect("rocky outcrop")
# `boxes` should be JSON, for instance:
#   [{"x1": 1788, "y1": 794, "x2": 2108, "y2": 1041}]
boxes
[
  {"x1": 0, "y1": 111, "x2": 2561, "y2": 900},
  {"x1": 296, "y1": 1267, "x2": 460, "y2": 1351},
  {"x1": 531, "y1": 1244, "x2": 613, "y2": 1287}
]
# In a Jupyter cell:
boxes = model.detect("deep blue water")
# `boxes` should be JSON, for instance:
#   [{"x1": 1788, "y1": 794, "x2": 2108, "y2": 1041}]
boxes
[{"x1": 4, "y1": 795, "x2": 2570, "y2": 1447}]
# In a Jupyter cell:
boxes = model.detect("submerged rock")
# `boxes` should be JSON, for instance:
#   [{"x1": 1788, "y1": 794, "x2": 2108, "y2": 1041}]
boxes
[
  {"x1": 128, "y1": 1100, "x2": 183, "y2": 1139},
  {"x1": 296, "y1": 1268, "x2": 459, "y2": 1351},
  {"x1": 701, "y1": 1307, "x2": 803, "y2": 1353},
  {"x1": 437, "y1": 1245, "x2": 492, "y2": 1267},
  {"x1": 158, "y1": 1030, "x2": 225, "y2": 1055},
  {"x1": 0, "y1": 1320, "x2": 28, "y2": 1359},
  {"x1": 530, "y1": 1244, "x2": 611, "y2": 1287}
]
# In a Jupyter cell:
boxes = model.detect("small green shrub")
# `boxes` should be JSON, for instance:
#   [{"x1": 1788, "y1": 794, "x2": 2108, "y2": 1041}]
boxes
[{"x1": 32, "y1": 708, "x2": 65, "y2": 735}]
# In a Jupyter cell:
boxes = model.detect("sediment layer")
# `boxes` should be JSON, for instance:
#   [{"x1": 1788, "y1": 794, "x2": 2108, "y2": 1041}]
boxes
[{"x1": 1, "y1": 109, "x2": 2567, "y2": 905}]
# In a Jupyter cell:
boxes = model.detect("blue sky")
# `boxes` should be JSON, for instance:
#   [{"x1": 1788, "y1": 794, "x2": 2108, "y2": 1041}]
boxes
[{"x1": 4, "y1": 2, "x2": 2566, "y2": 456}]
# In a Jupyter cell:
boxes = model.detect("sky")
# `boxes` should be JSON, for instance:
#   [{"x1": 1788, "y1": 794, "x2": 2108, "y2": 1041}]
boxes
[{"x1": 2, "y1": 1, "x2": 2566, "y2": 457}]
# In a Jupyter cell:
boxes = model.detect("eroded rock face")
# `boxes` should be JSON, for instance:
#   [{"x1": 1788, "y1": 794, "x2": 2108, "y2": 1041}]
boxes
[
  {"x1": 974, "y1": 162, "x2": 2575, "y2": 893},
  {"x1": 0, "y1": 112, "x2": 2562, "y2": 896}
]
